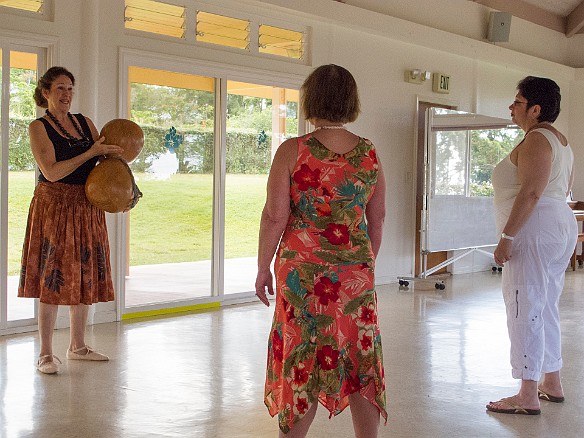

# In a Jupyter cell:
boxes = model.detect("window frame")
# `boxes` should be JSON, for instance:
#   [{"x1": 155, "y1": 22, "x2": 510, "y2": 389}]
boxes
[{"x1": 0, "y1": 38, "x2": 50, "y2": 336}]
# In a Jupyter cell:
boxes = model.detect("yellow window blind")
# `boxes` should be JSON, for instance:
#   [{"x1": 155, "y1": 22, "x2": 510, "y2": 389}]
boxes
[
  {"x1": 0, "y1": 0, "x2": 43, "y2": 13},
  {"x1": 125, "y1": 0, "x2": 186, "y2": 39},
  {"x1": 259, "y1": 24, "x2": 303, "y2": 59},
  {"x1": 196, "y1": 11, "x2": 249, "y2": 50}
]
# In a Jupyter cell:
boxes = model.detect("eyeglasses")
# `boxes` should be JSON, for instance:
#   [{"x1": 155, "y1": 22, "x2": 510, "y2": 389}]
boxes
[{"x1": 512, "y1": 100, "x2": 528, "y2": 106}]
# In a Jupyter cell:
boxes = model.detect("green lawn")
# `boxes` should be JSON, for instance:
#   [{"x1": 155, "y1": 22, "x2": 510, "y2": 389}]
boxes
[
  {"x1": 7, "y1": 172, "x2": 268, "y2": 274},
  {"x1": 7, "y1": 172, "x2": 36, "y2": 276}
]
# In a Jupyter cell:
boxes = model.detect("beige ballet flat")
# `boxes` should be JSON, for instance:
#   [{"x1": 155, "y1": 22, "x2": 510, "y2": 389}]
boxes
[
  {"x1": 36, "y1": 354, "x2": 62, "y2": 374},
  {"x1": 66, "y1": 345, "x2": 109, "y2": 361}
]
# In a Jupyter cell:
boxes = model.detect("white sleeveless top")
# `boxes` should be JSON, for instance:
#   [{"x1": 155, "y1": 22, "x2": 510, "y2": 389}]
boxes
[{"x1": 492, "y1": 127, "x2": 573, "y2": 233}]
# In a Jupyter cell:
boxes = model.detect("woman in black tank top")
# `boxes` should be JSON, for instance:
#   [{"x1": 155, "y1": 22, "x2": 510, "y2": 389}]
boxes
[
  {"x1": 18, "y1": 66, "x2": 123, "y2": 374},
  {"x1": 36, "y1": 113, "x2": 98, "y2": 184}
]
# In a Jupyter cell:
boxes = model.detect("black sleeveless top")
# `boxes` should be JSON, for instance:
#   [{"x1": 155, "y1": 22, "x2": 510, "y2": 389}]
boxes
[{"x1": 37, "y1": 113, "x2": 98, "y2": 185}]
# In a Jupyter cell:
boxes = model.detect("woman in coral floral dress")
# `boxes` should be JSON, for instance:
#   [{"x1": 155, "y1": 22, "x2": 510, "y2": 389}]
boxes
[{"x1": 255, "y1": 64, "x2": 387, "y2": 437}]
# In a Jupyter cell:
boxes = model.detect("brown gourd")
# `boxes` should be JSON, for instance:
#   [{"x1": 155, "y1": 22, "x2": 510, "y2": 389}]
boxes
[
  {"x1": 99, "y1": 118, "x2": 144, "y2": 163},
  {"x1": 85, "y1": 157, "x2": 142, "y2": 213}
]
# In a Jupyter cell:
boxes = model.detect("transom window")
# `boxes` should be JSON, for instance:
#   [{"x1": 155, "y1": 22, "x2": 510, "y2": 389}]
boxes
[
  {"x1": 259, "y1": 24, "x2": 303, "y2": 59},
  {"x1": 124, "y1": 0, "x2": 186, "y2": 38},
  {"x1": 0, "y1": 0, "x2": 43, "y2": 13},
  {"x1": 195, "y1": 11, "x2": 250, "y2": 50},
  {"x1": 124, "y1": 1, "x2": 307, "y2": 61}
]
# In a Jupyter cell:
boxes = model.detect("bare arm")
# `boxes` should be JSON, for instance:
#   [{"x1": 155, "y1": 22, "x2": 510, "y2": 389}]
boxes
[
  {"x1": 255, "y1": 138, "x2": 296, "y2": 306},
  {"x1": 85, "y1": 116, "x2": 100, "y2": 141},
  {"x1": 365, "y1": 160, "x2": 386, "y2": 258},
  {"x1": 493, "y1": 131, "x2": 552, "y2": 265},
  {"x1": 29, "y1": 117, "x2": 123, "y2": 182}
]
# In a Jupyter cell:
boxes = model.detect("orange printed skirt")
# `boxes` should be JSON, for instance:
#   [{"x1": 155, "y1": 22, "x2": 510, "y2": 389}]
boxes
[
  {"x1": 18, "y1": 182, "x2": 114, "y2": 305},
  {"x1": 265, "y1": 259, "x2": 387, "y2": 433}
]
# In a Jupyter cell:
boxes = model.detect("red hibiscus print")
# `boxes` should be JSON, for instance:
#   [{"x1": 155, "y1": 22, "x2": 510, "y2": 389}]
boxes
[
  {"x1": 321, "y1": 223, "x2": 350, "y2": 245},
  {"x1": 357, "y1": 303, "x2": 377, "y2": 326},
  {"x1": 272, "y1": 329, "x2": 284, "y2": 362},
  {"x1": 314, "y1": 276, "x2": 341, "y2": 305},
  {"x1": 358, "y1": 329, "x2": 373, "y2": 353},
  {"x1": 291, "y1": 363, "x2": 309, "y2": 388},
  {"x1": 368, "y1": 149, "x2": 377, "y2": 161},
  {"x1": 293, "y1": 163, "x2": 321, "y2": 191},
  {"x1": 317, "y1": 345, "x2": 339, "y2": 371},
  {"x1": 293, "y1": 392, "x2": 309, "y2": 415}
]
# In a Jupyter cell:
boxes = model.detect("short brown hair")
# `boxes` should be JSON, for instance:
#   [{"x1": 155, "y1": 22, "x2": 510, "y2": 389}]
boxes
[
  {"x1": 516, "y1": 76, "x2": 561, "y2": 123},
  {"x1": 301, "y1": 64, "x2": 360, "y2": 123},
  {"x1": 33, "y1": 66, "x2": 75, "y2": 108}
]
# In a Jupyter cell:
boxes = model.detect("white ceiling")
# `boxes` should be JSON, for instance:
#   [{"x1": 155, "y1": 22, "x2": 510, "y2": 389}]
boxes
[{"x1": 471, "y1": 0, "x2": 584, "y2": 36}]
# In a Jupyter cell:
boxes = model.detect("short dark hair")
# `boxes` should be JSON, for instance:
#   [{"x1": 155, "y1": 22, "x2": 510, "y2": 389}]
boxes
[
  {"x1": 33, "y1": 66, "x2": 75, "y2": 108},
  {"x1": 301, "y1": 64, "x2": 360, "y2": 123},
  {"x1": 517, "y1": 76, "x2": 561, "y2": 123}
]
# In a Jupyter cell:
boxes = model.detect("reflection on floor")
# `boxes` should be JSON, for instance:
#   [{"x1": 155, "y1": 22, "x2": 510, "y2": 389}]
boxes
[
  {"x1": 7, "y1": 257, "x2": 258, "y2": 318},
  {"x1": 124, "y1": 257, "x2": 258, "y2": 307},
  {"x1": 2, "y1": 271, "x2": 584, "y2": 437}
]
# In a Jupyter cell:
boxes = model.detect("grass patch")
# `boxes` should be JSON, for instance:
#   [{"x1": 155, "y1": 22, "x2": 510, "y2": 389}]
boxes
[{"x1": 6, "y1": 171, "x2": 268, "y2": 274}]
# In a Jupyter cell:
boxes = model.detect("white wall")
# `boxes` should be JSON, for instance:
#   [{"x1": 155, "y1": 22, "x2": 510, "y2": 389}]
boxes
[
  {"x1": 2, "y1": 0, "x2": 584, "y2": 323},
  {"x1": 340, "y1": 0, "x2": 579, "y2": 68},
  {"x1": 569, "y1": 34, "x2": 584, "y2": 67}
]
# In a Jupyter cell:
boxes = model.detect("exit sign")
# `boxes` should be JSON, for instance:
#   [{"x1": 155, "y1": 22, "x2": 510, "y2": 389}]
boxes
[{"x1": 432, "y1": 73, "x2": 450, "y2": 94}]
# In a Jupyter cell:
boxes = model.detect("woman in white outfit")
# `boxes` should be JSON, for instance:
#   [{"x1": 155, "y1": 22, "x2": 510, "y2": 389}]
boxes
[{"x1": 487, "y1": 76, "x2": 577, "y2": 415}]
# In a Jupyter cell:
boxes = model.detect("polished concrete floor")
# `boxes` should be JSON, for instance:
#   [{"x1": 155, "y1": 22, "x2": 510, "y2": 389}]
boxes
[{"x1": 1, "y1": 271, "x2": 584, "y2": 437}]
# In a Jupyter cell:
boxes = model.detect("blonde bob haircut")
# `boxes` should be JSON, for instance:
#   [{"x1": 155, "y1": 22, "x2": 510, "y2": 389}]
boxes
[{"x1": 301, "y1": 64, "x2": 360, "y2": 124}]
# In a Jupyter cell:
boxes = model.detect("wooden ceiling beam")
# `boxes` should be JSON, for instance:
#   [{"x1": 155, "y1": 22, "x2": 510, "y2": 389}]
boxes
[{"x1": 567, "y1": 0, "x2": 584, "y2": 36}]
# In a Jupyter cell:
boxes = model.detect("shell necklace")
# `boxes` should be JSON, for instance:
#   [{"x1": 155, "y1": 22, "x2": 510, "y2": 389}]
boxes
[{"x1": 45, "y1": 109, "x2": 92, "y2": 148}]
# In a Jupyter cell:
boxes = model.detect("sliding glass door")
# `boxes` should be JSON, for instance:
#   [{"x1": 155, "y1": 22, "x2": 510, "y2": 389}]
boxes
[
  {"x1": 121, "y1": 60, "x2": 300, "y2": 315},
  {"x1": 125, "y1": 67, "x2": 216, "y2": 308},
  {"x1": 1, "y1": 46, "x2": 44, "y2": 333},
  {"x1": 223, "y1": 82, "x2": 298, "y2": 296}
]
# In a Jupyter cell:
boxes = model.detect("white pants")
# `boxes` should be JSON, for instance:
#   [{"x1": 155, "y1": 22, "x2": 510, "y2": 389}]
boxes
[{"x1": 501, "y1": 197, "x2": 577, "y2": 381}]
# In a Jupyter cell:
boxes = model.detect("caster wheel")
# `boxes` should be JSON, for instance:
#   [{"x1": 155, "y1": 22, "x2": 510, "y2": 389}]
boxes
[
  {"x1": 439, "y1": 283, "x2": 446, "y2": 290},
  {"x1": 402, "y1": 280, "x2": 409, "y2": 287},
  {"x1": 492, "y1": 266, "x2": 497, "y2": 272},
  {"x1": 399, "y1": 279, "x2": 404, "y2": 286},
  {"x1": 498, "y1": 267, "x2": 503, "y2": 272}
]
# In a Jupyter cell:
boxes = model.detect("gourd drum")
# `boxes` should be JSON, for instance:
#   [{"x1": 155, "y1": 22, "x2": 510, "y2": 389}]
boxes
[
  {"x1": 99, "y1": 119, "x2": 144, "y2": 163},
  {"x1": 85, "y1": 157, "x2": 142, "y2": 213}
]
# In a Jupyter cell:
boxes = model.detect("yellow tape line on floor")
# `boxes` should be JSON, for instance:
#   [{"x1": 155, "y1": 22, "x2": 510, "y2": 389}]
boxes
[{"x1": 122, "y1": 302, "x2": 221, "y2": 320}]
